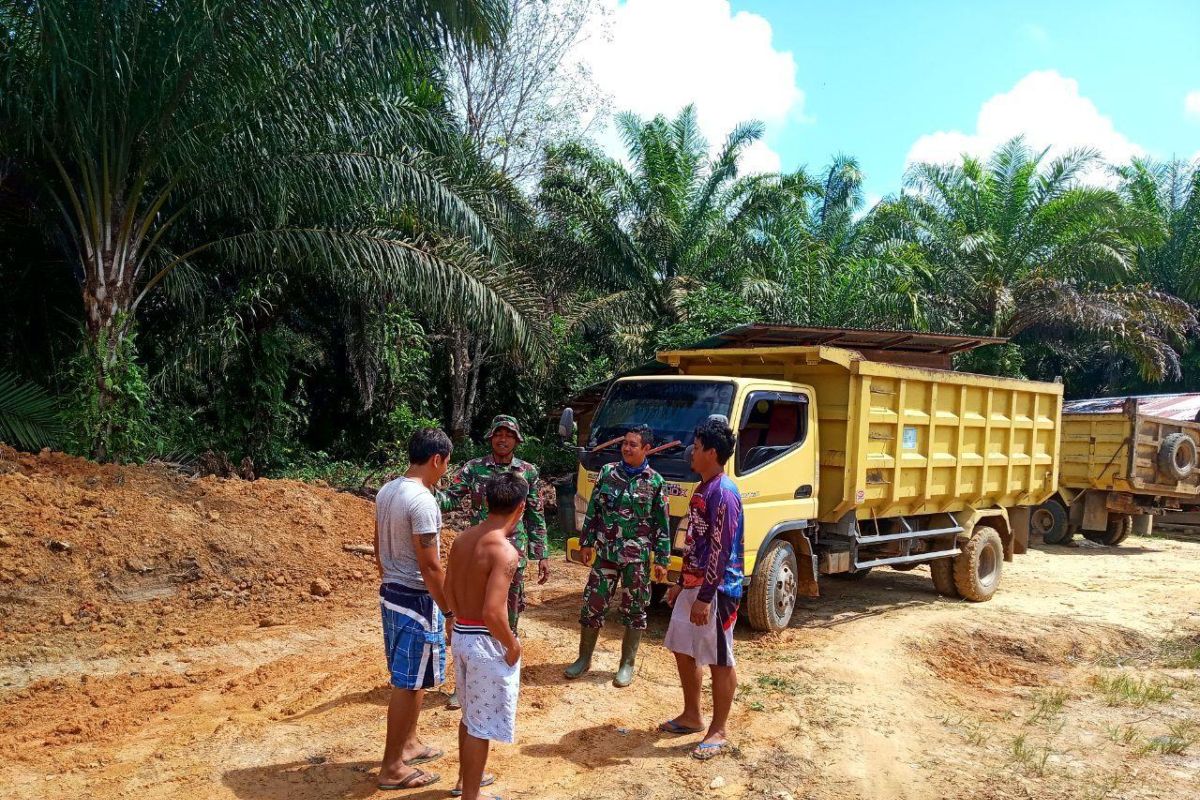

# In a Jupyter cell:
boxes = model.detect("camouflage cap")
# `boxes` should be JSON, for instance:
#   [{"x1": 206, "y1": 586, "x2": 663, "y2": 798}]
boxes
[{"x1": 486, "y1": 414, "x2": 523, "y2": 442}]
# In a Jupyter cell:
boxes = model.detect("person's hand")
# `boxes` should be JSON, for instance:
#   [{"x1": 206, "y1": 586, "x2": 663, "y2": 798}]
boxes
[
  {"x1": 666, "y1": 584, "x2": 683, "y2": 607},
  {"x1": 689, "y1": 598, "x2": 712, "y2": 626},
  {"x1": 505, "y1": 639, "x2": 522, "y2": 667},
  {"x1": 537, "y1": 558, "x2": 550, "y2": 584},
  {"x1": 651, "y1": 564, "x2": 669, "y2": 583},
  {"x1": 579, "y1": 546, "x2": 595, "y2": 566}
]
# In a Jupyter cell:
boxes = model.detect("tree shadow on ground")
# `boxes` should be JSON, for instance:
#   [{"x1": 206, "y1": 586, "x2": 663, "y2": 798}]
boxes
[
  {"x1": 222, "y1": 758, "x2": 446, "y2": 800},
  {"x1": 520, "y1": 723, "x2": 696, "y2": 769},
  {"x1": 286, "y1": 683, "x2": 452, "y2": 722},
  {"x1": 1031, "y1": 540, "x2": 1160, "y2": 556}
]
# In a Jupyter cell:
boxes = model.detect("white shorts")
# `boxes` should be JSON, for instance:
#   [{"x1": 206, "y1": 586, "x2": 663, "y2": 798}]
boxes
[
  {"x1": 663, "y1": 586, "x2": 738, "y2": 668},
  {"x1": 452, "y1": 622, "x2": 521, "y2": 743}
]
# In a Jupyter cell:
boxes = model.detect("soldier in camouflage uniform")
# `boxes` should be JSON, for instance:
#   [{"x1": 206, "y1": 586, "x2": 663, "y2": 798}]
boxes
[
  {"x1": 565, "y1": 424, "x2": 670, "y2": 688},
  {"x1": 438, "y1": 414, "x2": 550, "y2": 632}
]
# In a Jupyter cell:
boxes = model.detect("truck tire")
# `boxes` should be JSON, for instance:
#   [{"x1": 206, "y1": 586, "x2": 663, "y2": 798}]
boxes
[
  {"x1": 1157, "y1": 433, "x2": 1197, "y2": 481},
  {"x1": 1084, "y1": 514, "x2": 1132, "y2": 546},
  {"x1": 953, "y1": 526, "x2": 1003, "y2": 602},
  {"x1": 746, "y1": 540, "x2": 798, "y2": 632},
  {"x1": 930, "y1": 557, "x2": 959, "y2": 597},
  {"x1": 1032, "y1": 498, "x2": 1071, "y2": 544}
]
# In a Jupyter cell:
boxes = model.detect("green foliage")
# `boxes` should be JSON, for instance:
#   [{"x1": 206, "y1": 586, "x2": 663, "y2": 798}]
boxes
[
  {"x1": 0, "y1": 371, "x2": 61, "y2": 450},
  {"x1": 62, "y1": 324, "x2": 151, "y2": 463}
]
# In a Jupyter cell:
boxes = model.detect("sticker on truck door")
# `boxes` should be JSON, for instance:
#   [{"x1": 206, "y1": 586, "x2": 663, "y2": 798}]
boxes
[{"x1": 902, "y1": 426, "x2": 918, "y2": 450}]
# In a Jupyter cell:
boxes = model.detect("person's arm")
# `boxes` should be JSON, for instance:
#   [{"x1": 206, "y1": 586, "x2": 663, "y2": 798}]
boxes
[
  {"x1": 483, "y1": 542, "x2": 522, "y2": 665},
  {"x1": 578, "y1": 467, "x2": 606, "y2": 564},
  {"x1": 524, "y1": 465, "x2": 549, "y2": 558},
  {"x1": 442, "y1": 542, "x2": 458, "y2": 618},
  {"x1": 373, "y1": 516, "x2": 384, "y2": 582},
  {"x1": 524, "y1": 466, "x2": 551, "y2": 583},
  {"x1": 436, "y1": 464, "x2": 471, "y2": 513},
  {"x1": 410, "y1": 496, "x2": 450, "y2": 612},
  {"x1": 652, "y1": 482, "x2": 671, "y2": 569}
]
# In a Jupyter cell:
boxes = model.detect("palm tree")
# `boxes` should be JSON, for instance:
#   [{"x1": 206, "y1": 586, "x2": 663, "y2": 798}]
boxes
[
  {"x1": 890, "y1": 138, "x2": 1196, "y2": 380},
  {"x1": 0, "y1": 1, "x2": 534, "y2": 459},
  {"x1": 538, "y1": 105, "x2": 794, "y2": 356},
  {"x1": 1116, "y1": 157, "x2": 1200, "y2": 302}
]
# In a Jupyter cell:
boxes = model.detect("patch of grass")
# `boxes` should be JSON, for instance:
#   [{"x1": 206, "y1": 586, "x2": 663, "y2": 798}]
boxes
[
  {"x1": 1137, "y1": 720, "x2": 1198, "y2": 756},
  {"x1": 756, "y1": 673, "x2": 800, "y2": 693},
  {"x1": 1027, "y1": 688, "x2": 1069, "y2": 725},
  {"x1": 1090, "y1": 673, "x2": 1174, "y2": 707},
  {"x1": 1008, "y1": 733, "x2": 1053, "y2": 776},
  {"x1": 1156, "y1": 634, "x2": 1200, "y2": 669},
  {"x1": 747, "y1": 700, "x2": 765, "y2": 712},
  {"x1": 1083, "y1": 771, "x2": 1125, "y2": 800},
  {"x1": 1104, "y1": 724, "x2": 1141, "y2": 746}
]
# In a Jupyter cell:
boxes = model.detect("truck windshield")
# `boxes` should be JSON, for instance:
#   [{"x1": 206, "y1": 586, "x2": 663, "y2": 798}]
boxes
[{"x1": 589, "y1": 380, "x2": 736, "y2": 452}]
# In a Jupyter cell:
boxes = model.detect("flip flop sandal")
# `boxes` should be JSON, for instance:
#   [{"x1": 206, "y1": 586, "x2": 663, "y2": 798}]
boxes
[
  {"x1": 691, "y1": 742, "x2": 729, "y2": 761},
  {"x1": 450, "y1": 772, "x2": 496, "y2": 796},
  {"x1": 403, "y1": 746, "x2": 444, "y2": 767},
  {"x1": 658, "y1": 720, "x2": 704, "y2": 735},
  {"x1": 378, "y1": 768, "x2": 440, "y2": 790},
  {"x1": 446, "y1": 691, "x2": 461, "y2": 710}
]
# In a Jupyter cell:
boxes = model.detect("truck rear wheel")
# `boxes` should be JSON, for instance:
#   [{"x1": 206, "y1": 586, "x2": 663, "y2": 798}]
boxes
[
  {"x1": 1084, "y1": 514, "x2": 1132, "y2": 546},
  {"x1": 953, "y1": 526, "x2": 1003, "y2": 601},
  {"x1": 930, "y1": 557, "x2": 959, "y2": 597},
  {"x1": 747, "y1": 540, "x2": 798, "y2": 632},
  {"x1": 1032, "y1": 498, "x2": 1071, "y2": 545}
]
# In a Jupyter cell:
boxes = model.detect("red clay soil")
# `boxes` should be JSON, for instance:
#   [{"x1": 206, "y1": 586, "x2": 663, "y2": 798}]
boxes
[{"x1": 0, "y1": 445, "x2": 381, "y2": 666}]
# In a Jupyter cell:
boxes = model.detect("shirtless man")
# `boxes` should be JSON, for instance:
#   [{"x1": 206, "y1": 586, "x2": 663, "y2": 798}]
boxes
[{"x1": 445, "y1": 473, "x2": 526, "y2": 800}]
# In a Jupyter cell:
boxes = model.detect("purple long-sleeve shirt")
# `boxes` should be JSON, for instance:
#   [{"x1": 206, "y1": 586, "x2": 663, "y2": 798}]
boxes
[{"x1": 680, "y1": 473, "x2": 745, "y2": 603}]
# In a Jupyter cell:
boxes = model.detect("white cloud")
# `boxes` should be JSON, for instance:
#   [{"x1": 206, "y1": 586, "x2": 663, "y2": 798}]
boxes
[
  {"x1": 905, "y1": 71, "x2": 1143, "y2": 184},
  {"x1": 576, "y1": 0, "x2": 804, "y2": 174},
  {"x1": 1185, "y1": 90, "x2": 1200, "y2": 122}
]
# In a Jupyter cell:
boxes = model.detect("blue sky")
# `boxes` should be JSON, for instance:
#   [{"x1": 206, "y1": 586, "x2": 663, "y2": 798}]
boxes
[
  {"x1": 581, "y1": 0, "x2": 1200, "y2": 202},
  {"x1": 737, "y1": 0, "x2": 1200, "y2": 199}
]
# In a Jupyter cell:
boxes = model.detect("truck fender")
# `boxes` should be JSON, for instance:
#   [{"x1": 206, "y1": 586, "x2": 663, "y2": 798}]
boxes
[
  {"x1": 753, "y1": 521, "x2": 820, "y2": 598},
  {"x1": 951, "y1": 507, "x2": 1013, "y2": 562}
]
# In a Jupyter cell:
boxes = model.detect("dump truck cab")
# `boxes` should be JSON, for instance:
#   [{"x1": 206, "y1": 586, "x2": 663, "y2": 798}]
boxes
[{"x1": 561, "y1": 326, "x2": 1063, "y2": 632}]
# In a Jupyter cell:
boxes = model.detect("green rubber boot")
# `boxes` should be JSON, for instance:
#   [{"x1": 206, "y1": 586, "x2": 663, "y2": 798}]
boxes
[
  {"x1": 612, "y1": 627, "x2": 642, "y2": 688},
  {"x1": 564, "y1": 625, "x2": 600, "y2": 679}
]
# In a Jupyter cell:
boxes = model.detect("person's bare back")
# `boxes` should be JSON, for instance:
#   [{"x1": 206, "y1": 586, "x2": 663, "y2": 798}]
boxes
[{"x1": 447, "y1": 523, "x2": 519, "y2": 644}]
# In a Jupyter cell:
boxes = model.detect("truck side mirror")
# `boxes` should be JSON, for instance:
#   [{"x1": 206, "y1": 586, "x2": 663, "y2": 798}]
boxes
[{"x1": 558, "y1": 407, "x2": 575, "y2": 441}]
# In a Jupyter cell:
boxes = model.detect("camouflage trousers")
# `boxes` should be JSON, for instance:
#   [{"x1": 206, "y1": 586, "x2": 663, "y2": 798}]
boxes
[{"x1": 579, "y1": 559, "x2": 650, "y2": 631}]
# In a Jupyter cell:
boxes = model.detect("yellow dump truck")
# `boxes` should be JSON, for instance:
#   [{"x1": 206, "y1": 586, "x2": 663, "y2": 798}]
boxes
[
  {"x1": 1033, "y1": 395, "x2": 1200, "y2": 546},
  {"x1": 558, "y1": 326, "x2": 1063, "y2": 632}
]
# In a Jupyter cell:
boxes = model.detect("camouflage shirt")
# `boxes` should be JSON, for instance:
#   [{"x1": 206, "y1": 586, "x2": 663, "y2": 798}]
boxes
[
  {"x1": 437, "y1": 454, "x2": 548, "y2": 563},
  {"x1": 580, "y1": 462, "x2": 671, "y2": 567}
]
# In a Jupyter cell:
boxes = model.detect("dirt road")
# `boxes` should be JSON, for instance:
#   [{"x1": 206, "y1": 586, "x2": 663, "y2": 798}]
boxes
[{"x1": 3, "y1": 525, "x2": 1199, "y2": 800}]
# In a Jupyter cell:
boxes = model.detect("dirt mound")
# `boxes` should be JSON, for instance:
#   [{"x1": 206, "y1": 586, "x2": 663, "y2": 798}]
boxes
[
  {"x1": 0, "y1": 446, "x2": 379, "y2": 669},
  {"x1": 913, "y1": 619, "x2": 1148, "y2": 688}
]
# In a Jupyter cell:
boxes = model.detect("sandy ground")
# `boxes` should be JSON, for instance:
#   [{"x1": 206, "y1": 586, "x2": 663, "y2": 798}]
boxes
[{"x1": 2, "y1": 456, "x2": 1199, "y2": 799}]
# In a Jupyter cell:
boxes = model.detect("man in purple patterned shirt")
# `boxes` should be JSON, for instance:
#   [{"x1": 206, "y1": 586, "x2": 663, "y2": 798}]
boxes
[{"x1": 659, "y1": 417, "x2": 744, "y2": 760}]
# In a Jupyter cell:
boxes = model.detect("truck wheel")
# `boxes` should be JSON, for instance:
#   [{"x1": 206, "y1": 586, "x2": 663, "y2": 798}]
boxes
[
  {"x1": 831, "y1": 566, "x2": 873, "y2": 580},
  {"x1": 1032, "y1": 498, "x2": 1071, "y2": 544},
  {"x1": 1084, "y1": 514, "x2": 1132, "y2": 546},
  {"x1": 1158, "y1": 433, "x2": 1197, "y2": 481},
  {"x1": 746, "y1": 540, "x2": 798, "y2": 632},
  {"x1": 930, "y1": 557, "x2": 959, "y2": 597},
  {"x1": 953, "y1": 526, "x2": 1003, "y2": 602}
]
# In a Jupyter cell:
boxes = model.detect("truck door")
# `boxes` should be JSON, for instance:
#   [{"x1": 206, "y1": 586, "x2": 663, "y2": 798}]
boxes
[{"x1": 733, "y1": 388, "x2": 818, "y2": 574}]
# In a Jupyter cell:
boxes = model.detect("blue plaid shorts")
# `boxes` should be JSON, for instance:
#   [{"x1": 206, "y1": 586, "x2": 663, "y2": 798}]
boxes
[{"x1": 380, "y1": 583, "x2": 446, "y2": 690}]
